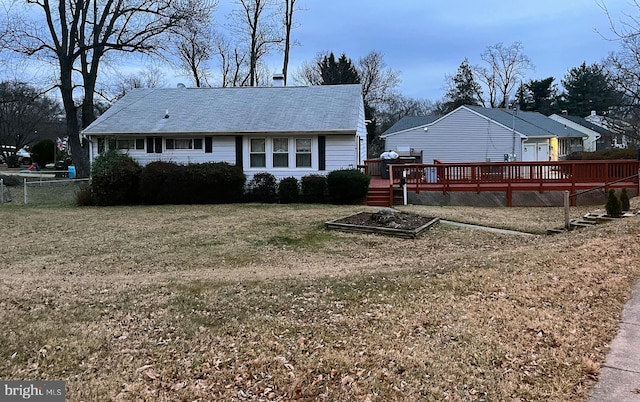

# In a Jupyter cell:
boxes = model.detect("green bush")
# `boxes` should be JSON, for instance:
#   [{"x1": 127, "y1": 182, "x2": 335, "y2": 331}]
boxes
[
  {"x1": 246, "y1": 172, "x2": 278, "y2": 203},
  {"x1": 278, "y1": 177, "x2": 299, "y2": 204},
  {"x1": 301, "y1": 174, "x2": 327, "y2": 203},
  {"x1": 139, "y1": 161, "x2": 245, "y2": 204},
  {"x1": 186, "y1": 162, "x2": 245, "y2": 204},
  {"x1": 90, "y1": 150, "x2": 141, "y2": 206},
  {"x1": 139, "y1": 161, "x2": 185, "y2": 204},
  {"x1": 620, "y1": 188, "x2": 630, "y2": 212},
  {"x1": 567, "y1": 148, "x2": 638, "y2": 160},
  {"x1": 327, "y1": 169, "x2": 370, "y2": 204},
  {"x1": 31, "y1": 139, "x2": 55, "y2": 166},
  {"x1": 605, "y1": 189, "x2": 622, "y2": 217}
]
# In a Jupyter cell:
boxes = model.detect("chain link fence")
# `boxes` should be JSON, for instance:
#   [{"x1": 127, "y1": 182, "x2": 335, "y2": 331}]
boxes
[{"x1": 1, "y1": 174, "x2": 90, "y2": 206}]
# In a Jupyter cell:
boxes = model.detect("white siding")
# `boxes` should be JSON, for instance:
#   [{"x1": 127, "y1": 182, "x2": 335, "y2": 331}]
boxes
[
  {"x1": 356, "y1": 99, "x2": 368, "y2": 163},
  {"x1": 89, "y1": 133, "x2": 360, "y2": 181},
  {"x1": 385, "y1": 108, "x2": 523, "y2": 163},
  {"x1": 326, "y1": 135, "x2": 358, "y2": 171},
  {"x1": 89, "y1": 136, "x2": 236, "y2": 166}
]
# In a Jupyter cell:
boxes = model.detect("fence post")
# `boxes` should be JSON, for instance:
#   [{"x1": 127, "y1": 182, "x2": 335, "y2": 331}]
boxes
[
  {"x1": 564, "y1": 190, "x2": 571, "y2": 230},
  {"x1": 0, "y1": 178, "x2": 3, "y2": 204},
  {"x1": 24, "y1": 177, "x2": 27, "y2": 205}
]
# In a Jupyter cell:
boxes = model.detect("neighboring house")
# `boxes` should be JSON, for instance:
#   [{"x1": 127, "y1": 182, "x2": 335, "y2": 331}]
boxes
[
  {"x1": 584, "y1": 111, "x2": 631, "y2": 149},
  {"x1": 381, "y1": 105, "x2": 586, "y2": 162},
  {"x1": 549, "y1": 113, "x2": 619, "y2": 152},
  {"x1": 82, "y1": 84, "x2": 367, "y2": 180}
]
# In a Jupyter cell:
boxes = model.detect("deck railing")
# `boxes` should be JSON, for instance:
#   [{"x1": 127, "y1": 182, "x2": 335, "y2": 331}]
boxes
[{"x1": 363, "y1": 159, "x2": 640, "y2": 206}]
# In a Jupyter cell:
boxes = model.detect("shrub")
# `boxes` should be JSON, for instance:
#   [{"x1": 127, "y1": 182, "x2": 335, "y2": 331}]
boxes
[
  {"x1": 186, "y1": 162, "x2": 245, "y2": 204},
  {"x1": 140, "y1": 161, "x2": 245, "y2": 204},
  {"x1": 327, "y1": 169, "x2": 370, "y2": 204},
  {"x1": 31, "y1": 139, "x2": 55, "y2": 166},
  {"x1": 301, "y1": 174, "x2": 327, "y2": 203},
  {"x1": 246, "y1": 172, "x2": 278, "y2": 203},
  {"x1": 278, "y1": 177, "x2": 299, "y2": 204},
  {"x1": 75, "y1": 184, "x2": 94, "y2": 206},
  {"x1": 620, "y1": 188, "x2": 630, "y2": 212},
  {"x1": 139, "y1": 161, "x2": 185, "y2": 204},
  {"x1": 605, "y1": 189, "x2": 622, "y2": 217},
  {"x1": 90, "y1": 150, "x2": 141, "y2": 206},
  {"x1": 567, "y1": 148, "x2": 638, "y2": 160}
]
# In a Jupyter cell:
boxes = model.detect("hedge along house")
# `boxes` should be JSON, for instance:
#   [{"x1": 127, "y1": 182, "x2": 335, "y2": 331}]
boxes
[
  {"x1": 82, "y1": 84, "x2": 367, "y2": 180},
  {"x1": 381, "y1": 105, "x2": 586, "y2": 163}
]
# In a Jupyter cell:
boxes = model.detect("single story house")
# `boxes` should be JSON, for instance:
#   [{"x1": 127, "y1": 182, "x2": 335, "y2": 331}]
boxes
[
  {"x1": 381, "y1": 105, "x2": 586, "y2": 162},
  {"x1": 82, "y1": 84, "x2": 367, "y2": 180},
  {"x1": 549, "y1": 112, "x2": 619, "y2": 152}
]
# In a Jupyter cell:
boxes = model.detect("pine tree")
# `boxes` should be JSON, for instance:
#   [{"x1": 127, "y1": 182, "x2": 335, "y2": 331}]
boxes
[
  {"x1": 560, "y1": 62, "x2": 623, "y2": 117},
  {"x1": 517, "y1": 77, "x2": 558, "y2": 115},
  {"x1": 605, "y1": 189, "x2": 622, "y2": 217},
  {"x1": 318, "y1": 53, "x2": 360, "y2": 85},
  {"x1": 442, "y1": 58, "x2": 483, "y2": 113},
  {"x1": 620, "y1": 188, "x2": 630, "y2": 212}
]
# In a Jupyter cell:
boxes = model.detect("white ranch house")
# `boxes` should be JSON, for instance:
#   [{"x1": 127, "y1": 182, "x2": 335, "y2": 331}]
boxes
[
  {"x1": 381, "y1": 105, "x2": 586, "y2": 162},
  {"x1": 82, "y1": 84, "x2": 367, "y2": 180}
]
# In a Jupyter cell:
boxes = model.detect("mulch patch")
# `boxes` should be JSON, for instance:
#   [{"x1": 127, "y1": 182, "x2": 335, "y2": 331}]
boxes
[{"x1": 326, "y1": 210, "x2": 439, "y2": 238}]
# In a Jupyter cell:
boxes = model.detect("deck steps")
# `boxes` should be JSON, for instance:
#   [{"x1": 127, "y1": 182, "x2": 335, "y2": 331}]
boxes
[{"x1": 366, "y1": 187, "x2": 392, "y2": 207}]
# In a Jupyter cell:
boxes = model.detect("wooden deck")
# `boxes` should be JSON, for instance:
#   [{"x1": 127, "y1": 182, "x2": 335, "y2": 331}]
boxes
[{"x1": 363, "y1": 159, "x2": 640, "y2": 207}]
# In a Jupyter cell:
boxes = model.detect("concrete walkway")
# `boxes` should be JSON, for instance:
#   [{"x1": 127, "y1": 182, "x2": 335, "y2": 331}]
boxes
[{"x1": 589, "y1": 280, "x2": 640, "y2": 401}]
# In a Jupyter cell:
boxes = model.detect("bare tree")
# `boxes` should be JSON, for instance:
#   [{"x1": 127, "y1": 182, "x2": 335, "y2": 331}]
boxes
[
  {"x1": 291, "y1": 52, "x2": 324, "y2": 86},
  {"x1": 599, "y1": 1, "x2": 640, "y2": 143},
  {"x1": 173, "y1": 1, "x2": 218, "y2": 88},
  {"x1": 231, "y1": 0, "x2": 282, "y2": 86},
  {"x1": 357, "y1": 51, "x2": 401, "y2": 110},
  {"x1": 212, "y1": 32, "x2": 250, "y2": 87},
  {"x1": 474, "y1": 42, "x2": 534, "y2": 108},
  {"x1": 4, "y1": 0, "x2": 213, "y2": 176},
  {"x1": 109, "y1": 66, "x2": 167, "y2": 100},
  {"x1": 281, "y1": 0, "x2": 300, "y2": 85}
]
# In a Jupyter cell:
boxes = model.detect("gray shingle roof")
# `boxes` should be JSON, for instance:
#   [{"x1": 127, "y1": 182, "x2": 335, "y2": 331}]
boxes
[
  {"x1": 381, "y1": 116, "x2": 439, "y2": 136},
  {"x1": 552, "y1": 114, "x2": 617, "y2": 136},
  {"x1": 83, "y1": 85, "x2": 363, "y2": 135},
  {"x1": 467, "y1": 106, "x2": 586, "y2": 138}
]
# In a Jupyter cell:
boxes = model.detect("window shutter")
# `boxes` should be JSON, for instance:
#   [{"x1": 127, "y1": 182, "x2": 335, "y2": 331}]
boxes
[
  {"x1": 154, "y1": 138, "x2": 162, "y2": 154},
  {"x1": 235, "y1": 136, "x2": 243, "y2": 167},
  {"x1": 205, "y1": 137, "x2": 213, "y2": 153},
  {"x1": 146, "y1": 137, "x2": 154, "y2": 153},
  {"x1": 318, "y1": 136, "x2": 326, "y2": 171}
]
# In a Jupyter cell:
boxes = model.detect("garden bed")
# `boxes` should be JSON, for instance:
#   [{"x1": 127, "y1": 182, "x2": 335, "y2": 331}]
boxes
[{"x1": 325, "y1": 210, "x2": 439, "y2": 238}]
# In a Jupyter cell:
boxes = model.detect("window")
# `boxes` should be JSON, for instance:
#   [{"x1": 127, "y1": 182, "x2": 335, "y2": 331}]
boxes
[
  {"x1": 250, "y1": 138, "x2": 266, "y2": 168},
  {"x1": 272, "y1": 138, "x2": 288, "y2": 168},
  {"x1": 115, "y1": 138, "x2": 144, "y2": 150},
  {"x1": 166, "y1": 138, "x2": 201, "y2": 150},
  {"x1": 296, "y1": 138, "x2": 312, "y2": 167}
]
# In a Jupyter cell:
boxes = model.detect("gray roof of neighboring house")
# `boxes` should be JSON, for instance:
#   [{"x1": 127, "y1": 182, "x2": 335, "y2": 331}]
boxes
[
  {"x1": 381, "y1": 116, "x2": 439, "y2": 136},
  {"x1": 467, "y1": 106, "x2": 586, "y2": 139},
  {"x1": 83, "y1": 84, "x2": 364, "y2": 135},
  {"x1": 552, "y1": 114, "x2": 617, "y2": 137}
]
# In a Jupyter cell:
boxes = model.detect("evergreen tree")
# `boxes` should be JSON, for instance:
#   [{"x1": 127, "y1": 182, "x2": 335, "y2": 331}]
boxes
[
  {"x1": 318, "y1": 53, "x2": 361, "y2": 85},
  {"x1": 517, "y1": 77, "x2": 558, "y2": 115},
  {"x1": 559, "y1": 62, "x2": 623, "y2": 117},
  {"x1": 442, "y1": 58, "x2": 483, "y2": 113}
]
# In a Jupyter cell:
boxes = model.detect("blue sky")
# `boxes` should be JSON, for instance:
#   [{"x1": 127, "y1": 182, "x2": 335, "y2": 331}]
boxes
[{"x1": 245, "y1": 0, "x2": 629, "y2": 101}]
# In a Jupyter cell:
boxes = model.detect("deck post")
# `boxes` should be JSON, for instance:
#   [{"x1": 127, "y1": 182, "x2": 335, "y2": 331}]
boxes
[{"x1": 564, "y1": 191, "x2": 571, "y2": 230}]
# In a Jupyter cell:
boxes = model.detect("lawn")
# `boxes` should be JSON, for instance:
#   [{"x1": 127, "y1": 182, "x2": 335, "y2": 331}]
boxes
[{"x1": 1, "y1": 201, "x2": 639, "y2": 401}]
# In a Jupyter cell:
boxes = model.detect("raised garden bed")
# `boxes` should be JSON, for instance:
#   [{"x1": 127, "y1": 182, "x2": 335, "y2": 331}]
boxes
[{"x1": 325, "y1": 210, "x2": 439, "y2": 238}]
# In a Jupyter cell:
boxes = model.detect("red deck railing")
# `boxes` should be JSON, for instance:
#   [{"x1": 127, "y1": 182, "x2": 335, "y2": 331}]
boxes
[{"x1": 362, "y1": 159, "x2": 640, "y2": 206}]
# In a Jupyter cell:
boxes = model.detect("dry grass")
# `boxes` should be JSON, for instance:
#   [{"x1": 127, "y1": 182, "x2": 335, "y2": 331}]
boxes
[{"x1": 1, "y1": 200, "x2": 640, "y2": 401}]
